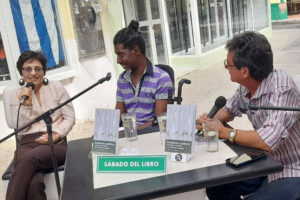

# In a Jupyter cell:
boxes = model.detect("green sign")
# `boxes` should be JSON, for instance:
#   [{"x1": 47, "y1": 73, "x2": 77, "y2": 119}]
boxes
[{"x1": 97, "y1": 155, "x2": 167, "y2": 173}]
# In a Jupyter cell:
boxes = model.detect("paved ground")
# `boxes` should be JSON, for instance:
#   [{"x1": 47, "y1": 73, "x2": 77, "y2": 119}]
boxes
[{"x1": 1, "y1": 24, "x2": 300, "y2": 199}]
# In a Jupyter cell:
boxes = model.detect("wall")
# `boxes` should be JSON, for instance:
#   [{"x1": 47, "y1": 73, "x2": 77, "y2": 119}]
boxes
[{"x1": 0, "y1": 0, "x2": 124, "y2": 139}]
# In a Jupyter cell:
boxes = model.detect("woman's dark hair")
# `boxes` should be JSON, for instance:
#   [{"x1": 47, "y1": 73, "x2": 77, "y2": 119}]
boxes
[
  {"x1": 113, "y1": 20, "x2": 146, "y2": 55},
  {"x1": 225, "y1": 31, "x2": 273, "y2": 81},
  {"x1": 16, "y1": 50, "x2": 47, "y2": 75}
]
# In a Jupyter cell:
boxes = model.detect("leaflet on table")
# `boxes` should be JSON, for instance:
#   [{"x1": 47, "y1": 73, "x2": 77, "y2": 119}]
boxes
[
  {"x1": 92, "y1": 108, "x2": 120, "y2": 154},
  {"x1": 165, "y1": 104, "x2": 196, "y2": 162}
]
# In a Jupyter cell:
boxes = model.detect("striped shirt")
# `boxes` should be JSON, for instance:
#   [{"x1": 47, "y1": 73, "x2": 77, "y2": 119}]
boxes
[
  {"x1": 224, "y1": 70, "x2": 300, "y2": 182},
  {"x1": 116, "y1": 60, "x2": 174, "y2": 125}
]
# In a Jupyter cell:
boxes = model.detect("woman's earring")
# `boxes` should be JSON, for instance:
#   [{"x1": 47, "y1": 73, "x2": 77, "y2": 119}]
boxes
[
  {"x1": 43, "y1": 77, "x2": 49, "y2": 85},
  {"x1": 19, "y1": 78, "x2": 25, "y2": 86}
]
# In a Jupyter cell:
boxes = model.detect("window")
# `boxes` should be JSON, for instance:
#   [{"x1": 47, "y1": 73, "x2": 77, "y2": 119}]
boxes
[
  {"x1": 10, "y1": 0, "x2": 66, "y2": 69},
  {"x1": 122, "y1": 0, "x2": 168, "y2": 64},
  {"x1": 166, "y1": 0, "x2": 193, "y2": 55},
  {"x1": 197, "y1": 0, "x2": 229, "y2": 52},
  {"x1": 70, "y1": 0, "x2": 105, "y2": 59},
  {"x1": 0, "y1": 35, "x2": 10, "y2": 82},
  {"x1": 230, "y1": 0, "x2": 253, "y2": 35},
  {"x1": 253, "y1": 0, "x2": 269, "y2": 31}
]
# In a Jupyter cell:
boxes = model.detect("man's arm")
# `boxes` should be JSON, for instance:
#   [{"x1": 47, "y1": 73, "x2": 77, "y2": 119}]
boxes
[
  {"x1": 199, "y1": 108, "x2": 272, "y2": 152},
  {"x1": 116, "y1": 102, "x2": 126, "y2": 120},
  {"x1": 218, "y1": 125, "x2": 272, "y2": 152},
  {"x1": 137, "y1": 99, "x2": 169, "y2": 130},
  {"x1": 196, "y1": 108, "x2": 231, "y2": 130},
  {"x1": 216, "y1": 109, "x2": 272, "y2": 152},
  {"x1": 213, "y1": 108, "x2": 231, "y2": 123},
  {"x1": 155, "y1": 99, "x2": 169, "y2": 116}
]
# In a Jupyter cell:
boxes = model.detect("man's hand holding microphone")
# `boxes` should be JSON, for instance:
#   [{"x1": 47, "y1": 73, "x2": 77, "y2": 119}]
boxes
[{"x1": 196, "y1": 96, "x2": 227, "y2": 135}]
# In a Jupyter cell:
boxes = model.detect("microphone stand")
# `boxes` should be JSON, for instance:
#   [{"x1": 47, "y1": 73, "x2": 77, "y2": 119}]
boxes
[
  {"x1": 0, "y1": 72, "x2": 112, "y2": 198},
  {"x1": 237, "y1": 97, "x2": 300, "y2": 112},
  {"x1": 247, "y1": 104, "x2": 300, "y2": 111}
]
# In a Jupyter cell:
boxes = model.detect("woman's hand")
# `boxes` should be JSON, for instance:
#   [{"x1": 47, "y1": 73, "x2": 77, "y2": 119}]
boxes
[
  {"x1": 35, "y1": 132, "x2": 62, "y2": 144},
  {"x1": 19, "y1": 86, "x2": 32, "y2": 106}
]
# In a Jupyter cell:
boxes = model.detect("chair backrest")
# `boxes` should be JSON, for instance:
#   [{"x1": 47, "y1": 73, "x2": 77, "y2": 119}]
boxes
[
  {"x1": 3, "y1": 86, "x2": 17, "y2": 129},
  {"x1": 156, "y1": 64, "x2": 175, "y2": 104},
  {"x1": 156, "y1": 64, "x2": 175, "y2": 86}
]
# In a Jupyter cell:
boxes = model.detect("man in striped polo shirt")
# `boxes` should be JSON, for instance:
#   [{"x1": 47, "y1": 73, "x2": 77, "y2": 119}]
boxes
[
  {"x1": 197, "y1": 32, "x2": 300, "y2": 199},
  {"x1": 114, "y1": 20, "x2": 173, "y2": 129}
]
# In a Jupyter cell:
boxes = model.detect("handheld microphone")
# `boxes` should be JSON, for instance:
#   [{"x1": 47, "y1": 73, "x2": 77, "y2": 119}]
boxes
[
  {"x1": 20, "y1": 82, "x2": 35, "y2": 104},
  {"x1": 195, "y1": 96, "x2": 227, "y2": 135},
  {"x1": 207, "y1": 96, "x2": 227, "y2": 118}
]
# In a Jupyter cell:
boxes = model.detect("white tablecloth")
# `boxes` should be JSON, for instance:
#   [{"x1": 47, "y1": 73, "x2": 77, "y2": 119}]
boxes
[{"x1": 92, "y1": 132, "x2": 237, "y2": 189}]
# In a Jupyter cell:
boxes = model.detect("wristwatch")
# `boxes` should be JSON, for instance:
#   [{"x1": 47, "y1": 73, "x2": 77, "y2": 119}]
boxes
[{"x1": 229, "y1": 129, "x2": 237, "y2": 143}]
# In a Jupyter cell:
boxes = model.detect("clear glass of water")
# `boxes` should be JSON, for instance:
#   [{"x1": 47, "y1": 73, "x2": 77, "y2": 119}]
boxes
[
  {"x1": 121, "y1": 113, "x2": 138, "y2": 142},
  {"x1": 203, "y1": 119, "x2": 219, "y2": 152},
  {"x1": 157, "y1": 113, "x2": 167, "y2": 146}
]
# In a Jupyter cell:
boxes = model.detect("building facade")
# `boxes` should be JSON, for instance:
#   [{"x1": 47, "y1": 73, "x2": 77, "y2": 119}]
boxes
[{"x1": 0, "y1": 0, "x2": 270, "y2": 138}]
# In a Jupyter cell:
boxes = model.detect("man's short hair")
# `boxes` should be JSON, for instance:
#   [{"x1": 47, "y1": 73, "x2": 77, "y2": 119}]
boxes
[
  {"x1": 113, "y1": 20, "x2": 146, "y2": 55},
  {"x1": 16, "y1": 50, "x2": 47, "y2": 75},
  {"x1": 226, "y1": 31, "x2": 273, "y2": 81}
]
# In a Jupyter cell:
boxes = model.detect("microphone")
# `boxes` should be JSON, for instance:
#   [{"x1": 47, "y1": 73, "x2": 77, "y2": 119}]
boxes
[
  {"x1": 98, "y1": 72, "x2": 112, "y2": 84},
  {"x1": 195, "y1": 96, "x2": 227, "y2": 135},
  {"x1": 207, "y1": 96, "x2": 227, "y2": 118},
  {"x1": 20, "y1": 82, "x2": 35, "y2": 104}
]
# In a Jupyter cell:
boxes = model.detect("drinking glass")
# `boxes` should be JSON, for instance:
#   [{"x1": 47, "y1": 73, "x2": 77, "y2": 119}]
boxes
[
  {"x1": 120, "y1": 113, "x2": 139, "y2": 155},
  {"x1": 121, "y1": 113, "x2": 137, "y2": 142},
  {"x1": 157, "y1": 113, "x2": 167, "y2": 145},
  {"x1": 203, "y1": 119, "x2": 219, "y2": 152}
]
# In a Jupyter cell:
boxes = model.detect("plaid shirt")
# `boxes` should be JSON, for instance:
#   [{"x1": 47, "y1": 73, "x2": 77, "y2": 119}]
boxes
[{"x1": 225, "y1": 69, "x2": 300, "y2": 182}]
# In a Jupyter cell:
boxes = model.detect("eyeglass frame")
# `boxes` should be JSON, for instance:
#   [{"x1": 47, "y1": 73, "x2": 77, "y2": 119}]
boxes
[
  {"x1": 224, "y1": 59, "x2": 235, "y2": 68},
  {"x1": 22, "y1": 67, "x2": 44, "y2": 75}
]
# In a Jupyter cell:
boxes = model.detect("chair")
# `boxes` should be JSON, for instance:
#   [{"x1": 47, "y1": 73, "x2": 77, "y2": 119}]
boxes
[
  {"x1": 1, "y1": 86, "x2": 64, "y2": 200},
  {"x1": 156, "y1": 64, "x2": 191, "y2": 105},
  {"x1": 152, "y1": 64, "x2": 191, "y2": 126}
]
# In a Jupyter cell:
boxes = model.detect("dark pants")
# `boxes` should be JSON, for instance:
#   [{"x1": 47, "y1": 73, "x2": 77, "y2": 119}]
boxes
[
  {"x1": 206, "y1": 177, "x2": 266, "y2": 200},
  {"x1": 6, "y1": 132, "x2": 67, "y2": 200},
  {"x1": 206, "y1": 176, "x2": 300, "y2": 200}
]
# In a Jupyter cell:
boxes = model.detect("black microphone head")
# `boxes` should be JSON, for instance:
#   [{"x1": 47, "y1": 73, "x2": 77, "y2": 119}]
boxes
[
  {"x1": 215, "y1": 96, "x2": 227, "y2": 109},
  {"x1": 106, "y1": 72, "x2": 112, "y2": 81},
  {"x1": 25, "y1": 82, "x2": 35, "y2": 90}
]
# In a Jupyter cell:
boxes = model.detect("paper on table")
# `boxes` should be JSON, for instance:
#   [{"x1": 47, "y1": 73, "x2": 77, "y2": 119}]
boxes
[{"x1": 92, "y1": 132, "x2": 237, "y2": 189}]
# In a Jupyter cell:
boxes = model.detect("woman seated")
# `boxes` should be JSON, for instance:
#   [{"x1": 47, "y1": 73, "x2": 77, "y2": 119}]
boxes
[{"x1": 5, "y1": 50, "x2": 75, "y2": 200}]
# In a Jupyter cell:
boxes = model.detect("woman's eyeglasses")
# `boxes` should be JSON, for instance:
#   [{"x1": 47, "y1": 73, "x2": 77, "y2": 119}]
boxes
[
  {"x1": 224, "y1": 60, "x2": 235, "y2": 68},
  {"x1": 22, "y1": 67, "x2": 43, "y2": 75}
]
